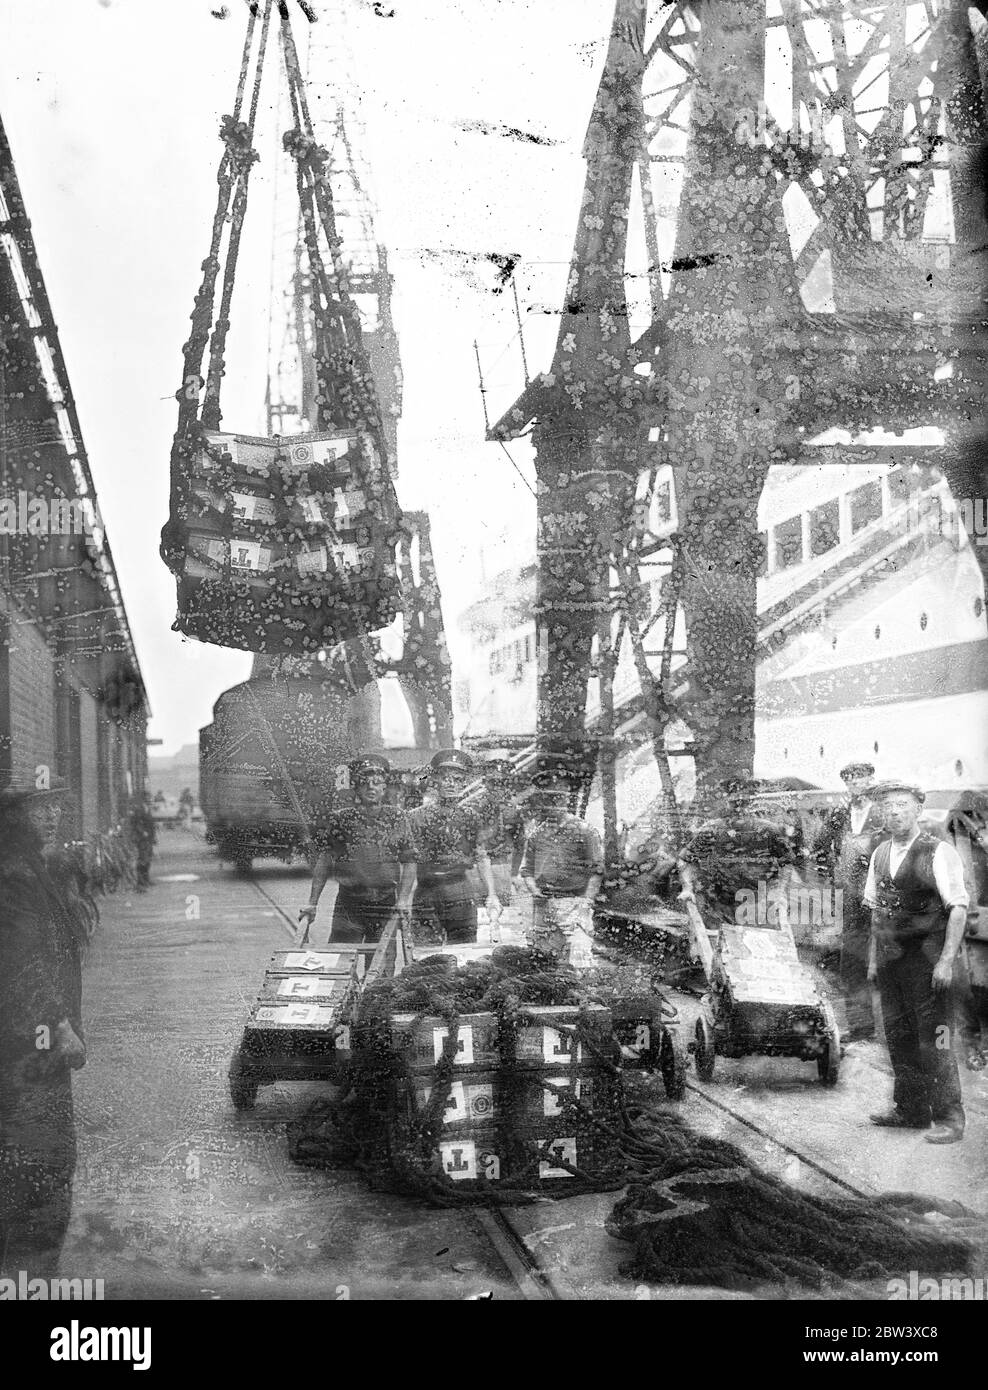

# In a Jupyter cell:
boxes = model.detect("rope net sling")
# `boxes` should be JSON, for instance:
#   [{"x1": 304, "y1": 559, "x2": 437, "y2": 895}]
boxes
[{"x1": 288, "y1": 947, "x2": 978, "y2": 1292}]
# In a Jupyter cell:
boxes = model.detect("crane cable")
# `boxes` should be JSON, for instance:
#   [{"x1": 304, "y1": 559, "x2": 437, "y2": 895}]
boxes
[{"x1": 201, "y1": 1, "x2": 275, "y2": 431}]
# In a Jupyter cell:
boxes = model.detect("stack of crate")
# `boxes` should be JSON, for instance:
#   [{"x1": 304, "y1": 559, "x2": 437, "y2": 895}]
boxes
[
  {"x1": 173, "y1": 428, "x2": 400, "y2": 653},
  {"x1": 384, "y1": 1003, "x2": 621, "y2": 1189},
  {"x1": 508, "y1": 1005, "x2": 621, "y2": 1188},
  {"x1": 244, "y1": 948, "x2": 361, "y2": 1061}
]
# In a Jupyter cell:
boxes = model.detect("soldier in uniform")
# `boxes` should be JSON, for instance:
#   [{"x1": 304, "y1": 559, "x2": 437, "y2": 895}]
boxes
[
  {"x1": 865, "y1": 781, "x2": 969, "y2": 1144},
  {"x1": 298, "y1": 754, "x2": 416, "y2": 945},
  {"x1": 475, "y1": 758, "x2": 526, "y2": 906},
  {"x1": 518, "y1": 755, "x2": 604, "y2": 969},
  {"x1": 812, "y1": 760, "x2": 888, "y2": 1040},
  {"x1": 408, "y1": 749, "x2": 500, "y2": 944}
]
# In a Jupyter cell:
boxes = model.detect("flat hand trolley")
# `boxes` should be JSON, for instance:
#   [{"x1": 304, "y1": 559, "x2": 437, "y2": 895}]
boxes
[{"x1": 683, "y1": 900, "x2": 840, "y2": 1086}]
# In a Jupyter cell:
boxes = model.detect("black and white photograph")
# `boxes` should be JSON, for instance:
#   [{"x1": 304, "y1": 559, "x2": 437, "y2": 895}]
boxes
[{"x1": 1, "y1": 0, "x2": 987, "y2": 1348}]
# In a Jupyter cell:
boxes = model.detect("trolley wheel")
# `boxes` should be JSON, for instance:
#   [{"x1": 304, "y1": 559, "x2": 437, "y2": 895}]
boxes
[
  {"x1": 694, "y1": 1013, "x2": 716, "y2": 1083},
  {"x1": 229, "y1": 1048, "x2": 259, "y2": 1111},
  {"x1": 659, "y1": 1026, "x2": 687, "y2": 1100},
  {"x1": 816, "y1": 1001, "x2": 841, "y2": 1087}
]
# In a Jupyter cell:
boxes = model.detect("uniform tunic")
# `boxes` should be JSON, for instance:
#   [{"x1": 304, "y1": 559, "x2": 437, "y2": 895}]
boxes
[
  {"x1": 474, "y1": 789, "x2": 525, "y2": 903},
  {"x1": 409, "y1": 802, "x2": 487, "y2": 943},
  {"x1": 522, "y1": 814, "x2": 604, "y2": 967},
  {"x1": 0, "y1": 841, "x2": 85, "y2": 1276},
  {"x1": 315, "y1": 804, "x2": 416, "y2": 943},
  {"x1": 864, "y1": 832, "x2": 967, "y2": 1125}
]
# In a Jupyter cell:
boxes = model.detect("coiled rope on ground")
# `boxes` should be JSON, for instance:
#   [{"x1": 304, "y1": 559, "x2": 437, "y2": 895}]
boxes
[{"x1": 288, "y1": 947, "x2": 978, "y2": 1291}]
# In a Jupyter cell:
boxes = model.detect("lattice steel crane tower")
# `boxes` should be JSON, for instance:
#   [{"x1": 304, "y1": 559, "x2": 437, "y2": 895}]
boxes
[{"x1": 490, "y1": 0, "x2": 988, "y2": 850}]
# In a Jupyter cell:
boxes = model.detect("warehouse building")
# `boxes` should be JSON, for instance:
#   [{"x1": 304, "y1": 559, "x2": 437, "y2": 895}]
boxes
[{"x1": 0, "y1": 115, "x2": 148, "y2": 836}]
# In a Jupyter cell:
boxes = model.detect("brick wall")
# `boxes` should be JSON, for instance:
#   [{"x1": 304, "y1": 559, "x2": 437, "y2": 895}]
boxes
[{"x1": 7, "y1": 611, "x2": 56, "y2": 786}]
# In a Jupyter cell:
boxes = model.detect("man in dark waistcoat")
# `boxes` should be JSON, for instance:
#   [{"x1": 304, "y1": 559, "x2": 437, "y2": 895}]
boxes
[
  {"x1": 408, "y1": 749, "x2": 500, "y2": 944},
  {"x1": 864, "y1": 781, "x2": 969, "y2": 1144},
  {"x1": 299, "y1": 754, "x2": 416, "y2": 944},
  {"x1": 813, "y1": 760, "x2": 888, "y2": 1041}
]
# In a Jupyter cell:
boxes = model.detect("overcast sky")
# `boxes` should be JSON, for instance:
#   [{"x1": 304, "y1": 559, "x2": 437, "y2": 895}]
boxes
[{"x1": 0, "y1": 0, "x2": 615, "y2": 753}]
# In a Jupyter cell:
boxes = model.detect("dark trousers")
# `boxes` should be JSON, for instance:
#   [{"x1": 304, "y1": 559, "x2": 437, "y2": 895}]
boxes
[
  {"x1": 415, "y1": 875, "x2": 477, "y2": 944},
  {"x1": 0, "y1": 1065, "x2": 76, "y2": 1278},
  {"x1": 955, "y1": 971, "x2": 988, "y2": 1052},
  {"x1": 877, "y1": 941, "x2": 964, "y2": 1126},
  {"x1": 839, "y1": 895, "x2": 875, "y2": 1038},
  {"x1": 329, "y1": 890, "x2": 395, "y2": 944}
]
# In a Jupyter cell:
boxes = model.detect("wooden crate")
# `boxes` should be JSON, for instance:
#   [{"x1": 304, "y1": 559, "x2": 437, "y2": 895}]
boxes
[
  {"x1": 512, "y1": 1004, "x2": 613, "y2": 1069},
  {"x1": 257, "y1": 974, "x2": 355, "y2": 1006},
  {"x1": 387, "y1": 1011, "x2": 501, "y2": 1073},
  {"x1": 243, "y1": 999, "x2": 353, "y2": 1058},
  {"x1": 267, "y1": 949, "x2": 360, "y2": 981}
]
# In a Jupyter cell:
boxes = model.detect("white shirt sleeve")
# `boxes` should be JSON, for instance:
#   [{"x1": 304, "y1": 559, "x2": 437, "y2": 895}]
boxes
[
  {"x1": 932, "y1": 841, "x2": 969, "y2": 910},
  {"x1": 862, "y1": 848, "x2": 879, "y2": 910}
]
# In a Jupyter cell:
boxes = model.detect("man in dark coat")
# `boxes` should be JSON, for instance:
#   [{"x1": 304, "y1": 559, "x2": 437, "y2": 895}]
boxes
[
  {"x1": 129, "y1": 793, "x2": 157, "y2": 891},
  {"x1": 813, "y1": 761, "x2": 888, "y2": 1040},
  {"x1": 0, "y1": 780, "x2": 88, "y2": 1278}
]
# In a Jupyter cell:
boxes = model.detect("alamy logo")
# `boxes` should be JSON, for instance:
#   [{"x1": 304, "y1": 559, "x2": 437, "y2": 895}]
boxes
[
  {"x1": 0, "y1": 1272, "x2": 104, "y2": 1300},
  {"x1": 735, "y1": 882, "x2": 843, "y2": 928},
  {"x1": 50, "y1": 1321, "x2": 150, "y2": 1371},
  {"x1": 956, "y1": 498, "x2": 988, "y2": 547},
  {"x1": 888, "y1": 1272, "x2": 988, "y2": 1300},
  {"x1": 0, "y1": 491, "x2": 102, "y2": 536}
]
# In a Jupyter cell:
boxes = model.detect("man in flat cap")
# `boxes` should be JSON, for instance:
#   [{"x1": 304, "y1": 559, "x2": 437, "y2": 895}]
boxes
[
  {"x1": 813, "y1": 761, "x2": 887, "y2": 1041},
  {"x1": 677, "y1": 776, "x2": 797, "y2": 928},
  {"x1": 299, "y1": 754, "x2": 416, "y2": 944},
  {"x1": 407, "y1": 749, "x2": 500, "y2": 944},
  {"x1": 864, "y1": 781, "x2": 969, "y2": 1143},
  {"x1": 475, "y1": 758, "x2": 526, "y2": 907},
  {"x1": 518, "y1": 755, "x2": 604, "y2": 969},
  {"x1": 0, "y1": 778, "x2": 88, "y2": 1278}
]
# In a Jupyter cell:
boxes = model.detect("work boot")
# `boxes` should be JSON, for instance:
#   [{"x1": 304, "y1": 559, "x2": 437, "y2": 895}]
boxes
[
  {"x1": 869, "y1": 1108, "x2": 930, "y2": 1130},
  {"x1": 925, "y1": 1122, "x2": 965, "y2": 1145},
  {"x1": 926, "y1": 1109, "x2": 965, "y2": 1145}
]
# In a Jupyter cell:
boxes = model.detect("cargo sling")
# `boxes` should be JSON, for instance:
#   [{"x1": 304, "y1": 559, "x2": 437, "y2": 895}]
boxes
[{"x1": 160, "y1": 0, "x2": 401, "y2": 655}]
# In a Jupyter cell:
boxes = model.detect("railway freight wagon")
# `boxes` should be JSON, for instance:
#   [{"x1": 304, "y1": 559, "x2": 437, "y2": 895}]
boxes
[
  {"x1": 200, "y1": 674, "x2": 435, "y2": 872},
  {"x1": 199, "y1": 675, "x2": 361, "y2": 872}
]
